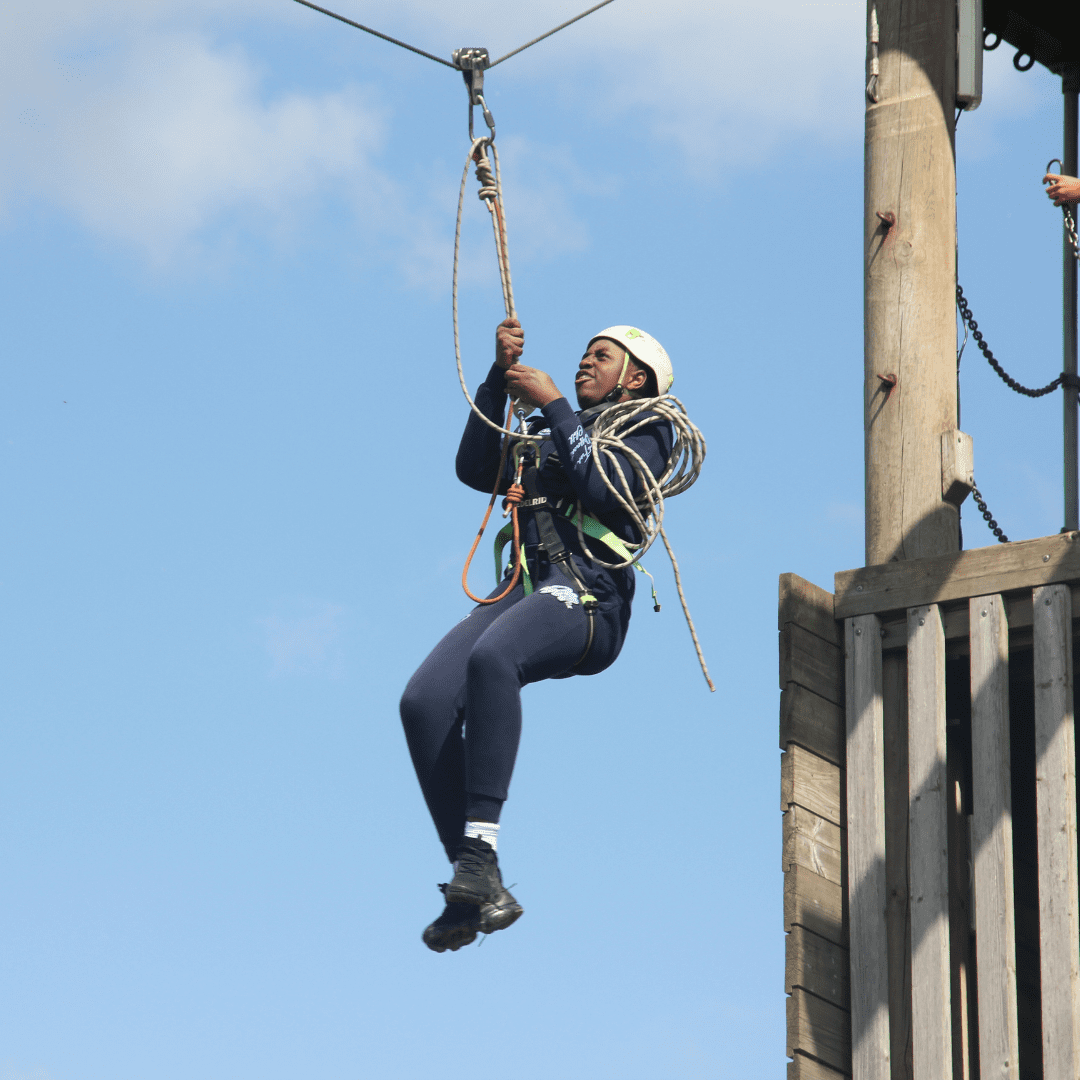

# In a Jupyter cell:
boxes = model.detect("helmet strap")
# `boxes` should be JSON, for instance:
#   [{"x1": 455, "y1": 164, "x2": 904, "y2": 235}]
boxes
[{"x1": 603, "y1": 352, "x2": 631, "y2": 404}]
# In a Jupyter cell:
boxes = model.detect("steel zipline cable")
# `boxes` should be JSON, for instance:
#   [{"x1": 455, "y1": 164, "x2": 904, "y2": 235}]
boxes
[{"x1": 292, "y1": 0, "x2": 616, "y2": 70}]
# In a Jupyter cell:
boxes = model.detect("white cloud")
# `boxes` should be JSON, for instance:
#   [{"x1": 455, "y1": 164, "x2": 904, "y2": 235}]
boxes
[
  {"x1": 1, "y1": 1, "x2": 1051, "y2": 267},
  {"x1": 2, "y1": 15, "x2": 388, "y2": 265}
]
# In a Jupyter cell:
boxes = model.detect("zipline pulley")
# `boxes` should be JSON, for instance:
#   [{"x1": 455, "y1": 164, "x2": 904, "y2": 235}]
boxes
[{"x1": 453, "y1": 47, "x2": 495, "y2": 139}]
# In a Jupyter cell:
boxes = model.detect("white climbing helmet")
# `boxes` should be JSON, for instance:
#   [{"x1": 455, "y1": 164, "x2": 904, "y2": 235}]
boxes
[{"x1": 588, "y1": 326, "x2": 674, "y2": 394}]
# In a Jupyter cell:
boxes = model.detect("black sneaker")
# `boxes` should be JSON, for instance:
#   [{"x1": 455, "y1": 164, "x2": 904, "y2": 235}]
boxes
[
  {"x1": 422, "y1": 885, "x2": 480, "y2": 953},
  {"x1": 479, "y1": 884, "x2": 523, "y2": 934},
  {"x1": 444, "y1": 836, "x2": 504, "y2": 905}
]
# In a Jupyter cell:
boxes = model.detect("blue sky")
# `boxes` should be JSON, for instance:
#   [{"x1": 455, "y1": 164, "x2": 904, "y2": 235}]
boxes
[{"x1": 0, "y1": 3, "x2": 1071, "y2": 1078}]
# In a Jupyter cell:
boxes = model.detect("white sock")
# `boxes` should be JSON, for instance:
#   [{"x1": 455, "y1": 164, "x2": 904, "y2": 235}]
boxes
[{"x1": 464, "y1": 820, "x2": 499, "y2": 852}]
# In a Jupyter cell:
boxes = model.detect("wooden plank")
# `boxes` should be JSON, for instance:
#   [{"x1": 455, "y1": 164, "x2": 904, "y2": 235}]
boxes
[
  {"x1": 784, "y1": 805, "x2": 843, "y2": 886},
  {"x1": 845, "y1": 614, "x2": 890, "y2": 1080},
  {"x1": 782, "y1": 623, "x2": 843, "y2": 704},
  {"x1": 788, "y1": 988, "x2": 853, "y2": 1074},
  {"x1": 835, "y1": 531, "x2": 1080, "y2": 619},
  {"x1": 906, "y1": 605, "x2": 952, "y2": 1080},
  {"x1": 968, "y1": 594, "x2": 1019, "y2": 1080},
  {"x1": 877, "y1": 589, "x2": 1080, "y2": 652},
  {"x1": 786, "y1": 864, "x2": 845, "y2": 946},
  {"x1": 781, "y1": 683, "x2": 845, "y2": 766},
  {"x1": 881, "y1": 605, "x2": 968, "y2": 651},
  {"x1": 787, "y1": 924, "x2": 850, "y2": 1008},
  {"x1": 1032, "y1": 583, "x2": 1080, "y2": 1080},
  {"x1": 947, "y1": 752, "x2": 975, "y2": 1080},
  {"x1": 782, "y1": 745, "x2": 843, "y2": 827},
  {"x1": 882, "y1": 650, "x2": 912, "y2": 1080},
  {"x1": 781, "y1": 573, "x2": 842, "y2": 646},
  {"x1": 789, "y1": 1051, "x2": 850, "y2": 1080}
]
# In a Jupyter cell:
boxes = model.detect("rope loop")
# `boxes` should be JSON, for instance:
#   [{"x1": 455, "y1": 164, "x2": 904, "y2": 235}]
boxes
[{"x1": 472, "y1": 140, "x2": 498, "y2": 204}]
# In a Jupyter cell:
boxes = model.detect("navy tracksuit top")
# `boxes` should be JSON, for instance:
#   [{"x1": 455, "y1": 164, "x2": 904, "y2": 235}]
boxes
[{"x1": 454, "y1": 361, "x2": 674, "y2": 586}]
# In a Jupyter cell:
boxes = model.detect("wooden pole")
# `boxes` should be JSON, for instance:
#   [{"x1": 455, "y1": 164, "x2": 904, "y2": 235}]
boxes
[{"x1": 864, "y1": 0, "x2": 959, "y2": 566}]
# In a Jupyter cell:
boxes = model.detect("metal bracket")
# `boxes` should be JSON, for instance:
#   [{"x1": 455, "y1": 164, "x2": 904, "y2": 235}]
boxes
[{"x1": 942, "y1": 430, "x2": 975, "y2": 506}]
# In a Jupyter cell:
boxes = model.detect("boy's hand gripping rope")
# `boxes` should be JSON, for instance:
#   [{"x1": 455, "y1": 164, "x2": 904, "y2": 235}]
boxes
[{"x1": 452, "y1": 100, "x2": 714, "y2": 690}]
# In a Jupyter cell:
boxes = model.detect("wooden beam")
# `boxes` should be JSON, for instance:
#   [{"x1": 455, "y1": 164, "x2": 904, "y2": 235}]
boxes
[
  {"x1": 788, "y1": 988, "x2": 853, "y2": 1075},
  {"x1": 783, "y1": 574, "x2": 850, "y2": 1075},
  {"x1": 782, "y1": 623, "x2": 844, "y2": 704},
  {"x1": 787, "y1": 924, "x2": 851, "y2": 1009},
  {"x1": 1033, "y1": 584, "x2": 1080, "y2": 1079},
  {"x1": 835, "y1": 532, "x2": 1080, "y2": 619},
  {"x1": 968, "y1": 594, "x2": 1019, "y2": 1080},
  {"x1": 781, "y1": 573, "x2": 842, "y2": 646},
  {"x1": 845, "y1": 614, "x2": 890, "y2": 1080},
  {"x1": 782, "y1": 745, "x2": 844, "y2": 827},
  {"x1": 782, "y1": 684, "x2": 844, "y2": 766},
  {"x1": 785, "y1": 805, "x2": 843, "y2": 887},
  {"x1": 786, "y1": 864, "x2": 845, "y2": 947},
  {"x1": 877, "y1": 589, "x2": 1080, "y2": 651},
  {"x1": 905, "y1": 605, "x2": 952, "y2": 1080},
  {"x1": 788, "y1": 1051, "x2": 850, "y2": 1080}
]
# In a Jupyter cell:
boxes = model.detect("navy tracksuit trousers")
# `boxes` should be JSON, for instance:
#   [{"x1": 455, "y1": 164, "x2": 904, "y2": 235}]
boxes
[{"x1": 400, "y1": 553, "x2": 631, "y2": 861}]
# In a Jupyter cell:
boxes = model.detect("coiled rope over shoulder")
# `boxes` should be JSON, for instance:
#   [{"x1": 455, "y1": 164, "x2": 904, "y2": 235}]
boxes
[{"x1": 452, "y1": 118, "x2": 714, "y2": 691}]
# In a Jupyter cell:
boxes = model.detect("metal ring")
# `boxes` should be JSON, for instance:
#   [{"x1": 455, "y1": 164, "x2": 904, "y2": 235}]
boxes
[
  {"x1": 1047, "y1": 157, "x2": 1064, "y2": 175},
  {"x1": 983, "y1": 31, "x2": 1000, "y2": 50},
  {"x1": 1013, "y1": 51, "x2": 1035, "y2": 72}
]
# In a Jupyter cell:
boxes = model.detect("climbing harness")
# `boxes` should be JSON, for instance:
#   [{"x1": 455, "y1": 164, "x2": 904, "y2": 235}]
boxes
[{"x1": 293, "y1": 0, "x2": 714, "y2": 690}]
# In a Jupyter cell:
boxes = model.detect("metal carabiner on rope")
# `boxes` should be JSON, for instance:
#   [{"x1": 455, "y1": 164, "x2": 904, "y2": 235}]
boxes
[{"x1": 453, "y1": 47, "x2": 496, "y2": 140}]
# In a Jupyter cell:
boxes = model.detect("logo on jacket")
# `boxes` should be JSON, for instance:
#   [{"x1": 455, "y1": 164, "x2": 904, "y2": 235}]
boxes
[
  {"x1": 568, "y1": 424, "x2": 592, "y2": 468},
  {"x1": 539, "y1": 585, "x2": 579, "y2": 609}
]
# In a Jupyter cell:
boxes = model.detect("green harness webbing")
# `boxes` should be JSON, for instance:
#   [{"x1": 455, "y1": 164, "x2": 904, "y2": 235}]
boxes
[{"x1": 493, "y1": 504, "x2": 661, "y2": 609}]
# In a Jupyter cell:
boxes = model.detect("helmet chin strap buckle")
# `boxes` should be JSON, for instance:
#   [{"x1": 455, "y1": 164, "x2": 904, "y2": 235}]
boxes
[{"x1": 603, "y1": 351, "x2": 632, "y2": 403}]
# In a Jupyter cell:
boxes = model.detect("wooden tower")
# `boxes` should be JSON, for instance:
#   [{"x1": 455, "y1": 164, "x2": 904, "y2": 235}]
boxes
[{"x1": 781, "y1": 3, "x2": 1080, "y2": 1078}]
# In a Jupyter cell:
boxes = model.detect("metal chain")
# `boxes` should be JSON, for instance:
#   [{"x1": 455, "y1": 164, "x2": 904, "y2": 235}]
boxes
[
  {"x1": 970, "y1": 485, "x2": 1009, "y2": 543},
  {"x1": 1066, "y1": 206, "x2": 1080, "y2": 261},
  {"x1": 956, "y1": 283, "x2": 1065, "y2": 397},
  {"x1": 1048, "y1": 158, "x2": 1080, "y2": 261}
]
